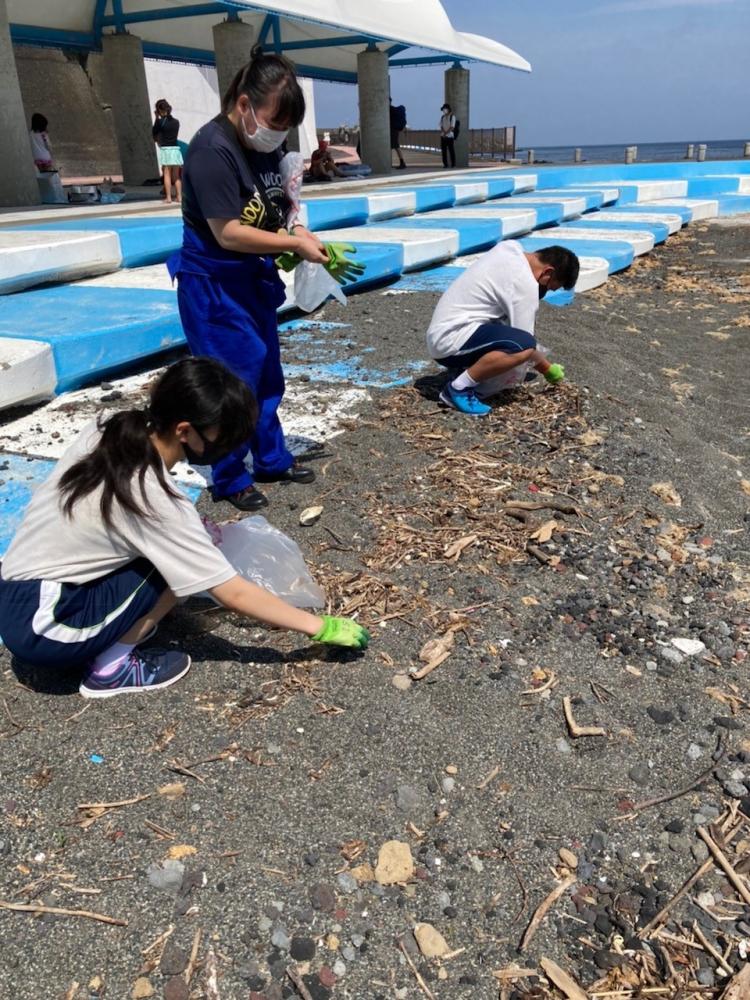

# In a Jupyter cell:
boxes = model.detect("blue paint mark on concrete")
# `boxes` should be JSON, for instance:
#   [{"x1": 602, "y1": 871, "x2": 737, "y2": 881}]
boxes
[
  {"x1": 387, "y1": 265, "x2": 466, "y2": 294},
  {"x1": 0, "y1": 453, "x2": 56, "y2": 558},
  {"x1": 285, "y1": 358, "x2": 428, "y2": 388}
]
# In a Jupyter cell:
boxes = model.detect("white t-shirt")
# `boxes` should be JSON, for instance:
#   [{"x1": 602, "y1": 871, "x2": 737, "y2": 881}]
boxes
[
  {"x1": 1, "y1": 422, "x2": 237, "y2": 598},
  {"x1": 440, "y1": 113, "x2": 455, "y2": 139},
  {"x1": 29, "y1": 130, "x2": 51, "y2": 162},
  {"x1": 425, "y1": 241, "x2": 539, "y2": 359}
]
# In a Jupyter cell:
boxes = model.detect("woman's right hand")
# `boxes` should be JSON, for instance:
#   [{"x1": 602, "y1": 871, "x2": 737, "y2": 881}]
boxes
[{"x1": 294, "y1": 234, "x2": 328, "y2": 264}]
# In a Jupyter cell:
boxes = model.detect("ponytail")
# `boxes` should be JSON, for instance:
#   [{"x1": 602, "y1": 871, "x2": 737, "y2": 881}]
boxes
[
  {"x1": 222, "y1": 44, "x2": 305, "y2": 125},
  {"x1": 59, "y1": 357, "x2": 257, "y2": 529},
  {"x1": 59, "y1": 410, "x2": 179, "y2": 529}
]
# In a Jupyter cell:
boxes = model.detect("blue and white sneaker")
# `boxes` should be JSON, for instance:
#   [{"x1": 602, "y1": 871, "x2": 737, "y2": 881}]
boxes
[
  {"x1": 439, "y1": 382, "x2": 492, "y2": 416},
  {"x1": 80, "y1": 648, "x2": 191, "y2": 699}
]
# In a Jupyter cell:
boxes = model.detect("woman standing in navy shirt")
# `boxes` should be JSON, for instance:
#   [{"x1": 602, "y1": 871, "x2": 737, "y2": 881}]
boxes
[{"x1": 171, "y1": 47, "x2": 328, "y2": 511}]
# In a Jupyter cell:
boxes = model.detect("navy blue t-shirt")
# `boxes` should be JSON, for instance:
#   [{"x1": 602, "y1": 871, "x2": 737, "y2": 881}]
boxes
[{"x1": 182, "y1": 115, "x2": 290, "y2": 250}]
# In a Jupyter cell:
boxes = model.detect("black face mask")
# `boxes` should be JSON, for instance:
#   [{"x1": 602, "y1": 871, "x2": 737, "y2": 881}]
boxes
[{"x1": 182, "y1": 428, "x2": 231, "y2": 466}]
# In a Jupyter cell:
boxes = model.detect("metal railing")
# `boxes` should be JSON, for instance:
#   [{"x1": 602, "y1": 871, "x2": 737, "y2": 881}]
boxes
[
  {"x1": 319, "y1": 126, "x2": 517, "y2": 160},
  {"x1": 400, "y1": 126, "x2": 517, "y2": 160}
]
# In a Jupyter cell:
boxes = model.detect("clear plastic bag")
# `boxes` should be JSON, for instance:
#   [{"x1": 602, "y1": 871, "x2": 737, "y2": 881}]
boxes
[
  {"x1": 293, "y1": 260, "x2": 346, "y2": 312},
  {"x1": 280, "y1": 151, "x2": 305, "y2": 228},
  {"x1": 475, "y1": 344, "x2": 549, "y2": 399},
  {"x1": 204, "y1": 515, "x2": 325, "y2": 608}
]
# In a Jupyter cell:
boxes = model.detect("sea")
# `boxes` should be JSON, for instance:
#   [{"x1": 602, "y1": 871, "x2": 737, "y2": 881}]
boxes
[{"x1": 514, "y1": 138, "x2": 748, "y2": 164}]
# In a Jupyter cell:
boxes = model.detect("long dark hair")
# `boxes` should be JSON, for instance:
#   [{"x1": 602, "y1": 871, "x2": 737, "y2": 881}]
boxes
[
  {"x1": 222, "y1": 44, "x2": 305, "y2": 125},
  {"x1": 59, "y1": 357, "x2": 257, "y2": 527},
  {"x1": 155, "y1": 99, "x2": 172, "y2": 116}
]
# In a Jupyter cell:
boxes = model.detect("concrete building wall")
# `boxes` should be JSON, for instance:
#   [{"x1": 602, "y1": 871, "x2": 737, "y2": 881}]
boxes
[{"x1": 14, "y1": 46, "x2": 120, "y2": 179}]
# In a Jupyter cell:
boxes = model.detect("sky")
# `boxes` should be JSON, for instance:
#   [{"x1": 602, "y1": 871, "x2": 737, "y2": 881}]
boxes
[{"x1": 312, "y1": 0, "x2": 750, "y2": 147}]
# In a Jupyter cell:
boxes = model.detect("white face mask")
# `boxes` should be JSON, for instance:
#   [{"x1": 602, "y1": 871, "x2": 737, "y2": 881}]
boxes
[{"x1": 240, "y1": 104, "x2": 288, "y2": 153}]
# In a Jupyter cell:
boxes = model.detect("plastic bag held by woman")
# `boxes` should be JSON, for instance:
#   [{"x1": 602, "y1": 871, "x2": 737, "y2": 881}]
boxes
[
  {"x1": 280, "y1": 151, "x2": 305, "y2": 228},
  {"x1": 203, "y1": 515, "x2": 325, "y2": 608}
]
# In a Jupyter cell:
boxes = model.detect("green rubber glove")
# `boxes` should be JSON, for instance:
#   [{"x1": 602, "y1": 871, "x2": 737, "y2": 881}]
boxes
[
  {"x1": 544, "y1": 363, "x2": 565, "y2": 385},
  {"x1": 312, "y1": 615, "x2": 370, "y2": 649},
  {"x1": 323, "y1": 242, "x2": 366, "y2": 285},
  {"x1": 276, "y1": 250, "x2": 302, "y2": 273}
]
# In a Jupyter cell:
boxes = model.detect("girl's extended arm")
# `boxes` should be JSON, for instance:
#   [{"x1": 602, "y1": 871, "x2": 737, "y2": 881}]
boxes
[{"x1": 210, "y1": 575, "x2": 322, "y2": 634}]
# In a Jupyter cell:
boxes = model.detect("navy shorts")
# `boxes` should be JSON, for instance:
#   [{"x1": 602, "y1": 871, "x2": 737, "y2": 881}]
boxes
[
  {"x1": 0, "y1": 558, "x2": 167, "y2": 669},
  {"x1": 437, "y1": 323, "x2": 536, "y2": 369}
]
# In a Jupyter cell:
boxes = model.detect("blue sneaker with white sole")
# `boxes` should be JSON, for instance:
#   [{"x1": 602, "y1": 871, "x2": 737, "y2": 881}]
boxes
[
  {"x1": 80, "y1": 648, "x2": 191, "y2": 699},
  {"x1": 439, "y1": 382, "x2": 492, "y2": 416}
]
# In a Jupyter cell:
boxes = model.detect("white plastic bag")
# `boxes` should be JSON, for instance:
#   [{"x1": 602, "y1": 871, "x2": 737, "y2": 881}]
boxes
[
  {"x1": 280, "y1": 151, "x2": 305, "y2": 228},
  {"x1": 475, "y1": 345, "x2": 549, "y2": 399},
  {"x1": 293, "y1": 260, "x2": 346, "y2": 312},
  {"x1": 205, "y1": 515, "x2": 325, "y2": 608}
]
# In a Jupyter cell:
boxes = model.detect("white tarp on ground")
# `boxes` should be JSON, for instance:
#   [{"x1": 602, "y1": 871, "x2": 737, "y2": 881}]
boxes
[{"x1": 8, "y1": 1, "x2": 530, "y2": 76}]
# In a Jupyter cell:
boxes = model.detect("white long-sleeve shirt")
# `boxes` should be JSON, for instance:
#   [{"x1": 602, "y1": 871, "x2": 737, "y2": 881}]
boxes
[{"x1": 425, "y1": 241, "x2": 539, "y2": 359}]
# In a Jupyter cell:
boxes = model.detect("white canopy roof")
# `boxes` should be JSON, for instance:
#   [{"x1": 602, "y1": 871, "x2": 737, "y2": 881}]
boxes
[{"x1": 8, "y1": 1, "x2": 531, "y2": 83}]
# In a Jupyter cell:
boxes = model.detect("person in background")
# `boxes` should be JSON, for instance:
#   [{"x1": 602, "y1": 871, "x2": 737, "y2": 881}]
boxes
[
  {"x1": 29, "y1": 113, "x2": 54, "y2": 171},
  {"x1": 309, "y1": 138, "x2": 343, "y2": 181},
  {"x1": 0, "y1": 358, "x2": 369, "y2": 699},
  {"x1": 389, "y1": 99, "x2": 407, "y2": 170},
  {"x1": 152, "y1": 99, "x2": 183, "y2": 205},
  {"x1": 439, "y1": 103, "x2": 456, "y2": 169},
  {"x1": 426, "y1": 243, "x2": 579, "y2": 415},
  {"x1": 171, "y1": 46, "x2": 328, "y2": 512}
]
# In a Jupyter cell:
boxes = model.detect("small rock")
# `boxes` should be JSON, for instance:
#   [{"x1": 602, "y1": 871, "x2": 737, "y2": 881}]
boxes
[
  {"x1": 687, "y1": 743, "x2": 704, "y2": 761},
  {"x1": 414, "y1": 923, "x2": 450, "y2": 958},
  {"x1": 395, "y1": 784, "x2": 422, "y2": 813},
  {"x1": 555, "y1": 737, "x2": 572, "y2": 754},
  {"x1": 714, "y1": 716, "x2": 743, "y2": 731},
  {"x1": 319, "y1": 966, "x2": 338, "y2": 988},
  {"x1": 696, "y1": 968, "x2": 715, "y2": 987},
  {"x1": 163, "y1": 978, "x2": 189, "y2": 1000},
  {"x1": 647, "y1": 706, "x2": 675, "y2": 725},
  {"x1": 332, "y1": 959, "x2": 346, "y2": 978},
  {"x1": 391, "y1": 674, "x2": 412, "y2": 691},
  {"x1": 594, "y1": 950, "x2": 623, "y2": 971},
  {"x1": 336, "y1": 872, "x2": 358, "y2": 894},
  {"x1": 691, "y1": 842, "x2": 710, "y2": 863},
  {"x1": 559, "y1": 848, "x2": 578, "y2": 868},
  {"x1": 441, "y1": 777, "x2": 455, "y2": 794},
  {"x1": 290, "y1": 937, "x2": 316, "y2": 962},
  {"x1": 310, "y1": 883, "x2": 336, "y2": 912},
  {"x1": 628, "y1": 764, "x2": 650, "y2": 786},
  {"x1": 671, "y1": 637, "x2": 706, "y2": 656},
  {"x1": 131, "y1": 979, "x2": 154, "y2": 1000},
  {"x1": 159, "y1": 943, "x2": 188, "y2": 977},
  {"x1": 146, "y1": 860, "x2": 185, "y2": 895},
  {"x1": 375, "y1": 841, "x2": 414, "y2": 885},
  {"x1": 665, "y1": 819, "x2": 684, "y2": 834},
  {"x1": 659, "y1": 647, "x2": 684, "y2": 667},
  {"x1": 271, "y1": 928, "x2": 290, "y2": 951},
  {"x1": 341, "y1": 945, "x2": 356, "y2": 962}
]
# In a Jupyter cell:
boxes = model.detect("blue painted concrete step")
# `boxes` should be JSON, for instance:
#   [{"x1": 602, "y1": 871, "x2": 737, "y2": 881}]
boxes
[
  {"x1": 15, "y1": 217, "x2": 184, "y2": 268},
  {"x1": 567, "y1": 217, "x2": 671, "y2": 244},
  {"x1": 519, "y1": 235, "x2": 635, "y2": 273}
]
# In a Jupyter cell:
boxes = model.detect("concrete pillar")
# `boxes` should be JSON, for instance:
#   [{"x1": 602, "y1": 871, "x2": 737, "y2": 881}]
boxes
[
  {"x1": 445, "y1": 63, "x2": 470, "y2": 169},
  {"x1": 574, "y1": 147, "x2": 583, "y2": 163},
  {"x1": 697, "y1": 143, "x2": 707, "y2": 161},
  {"x1": 0, "y1": 0, "x2": 40, "y2": 206},
  {"x1": 686, "y1": 143, "x2": 695, "y2": 159},
  {"x1": 625, "y1": 145, "x2": 637, "y2": 164},
  {"x1": 356, "y1": 47, "x2": 391, "y2": 175},
  {"x1": 101, "y1": 33, "x2": 158, "y2": 185},
  {"x1": 743, "y1": 141, "x2": 750, "y2": 158},
  {"x1": 526, "y1": 149, "x2": 534, "y2": 164},
  {"x1": 213, "y1": 18, "x2": 255, "y2": 107}
]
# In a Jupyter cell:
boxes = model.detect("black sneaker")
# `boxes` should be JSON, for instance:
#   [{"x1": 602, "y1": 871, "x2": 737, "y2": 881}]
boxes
[
  {"x1": 220, "y1": 486, "x2": 269, "y2": 511},
  {"x1": 254, "y1": 463, "x2": 315, "y2": 485},
  {"x1": 80, "y1": 648, "x2": 191, "y2": 699}
]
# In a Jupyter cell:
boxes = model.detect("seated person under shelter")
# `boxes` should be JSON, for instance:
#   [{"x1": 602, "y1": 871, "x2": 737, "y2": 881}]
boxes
[
  {"x1": 309, "y1": 138, "x2": 343, "y2": 181},
  {"x1": 425, "y1": 242, "x2": 579, "y2": 415}
]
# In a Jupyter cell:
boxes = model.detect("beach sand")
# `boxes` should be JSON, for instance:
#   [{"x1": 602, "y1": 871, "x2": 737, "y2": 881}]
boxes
[{"x1": 0, "y1": 217, "x2": 748, "y2": 999}]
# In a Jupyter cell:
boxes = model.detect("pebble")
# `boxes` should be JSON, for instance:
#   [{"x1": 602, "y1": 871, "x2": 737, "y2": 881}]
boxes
[
  {"x1": 395, "y1": 784, "x2": 422, "y2": 813},
  {"x1": 671, "y1": 637, "x2": 706, "y2": 656},
  {"x1": 341, "y1": 945, "x2": 356, "y2": 962},
  {"x1": 691, "y1": 843, "x2": 710, "y2": 862},
  {"x1": 320, "y1": 966, "x2": 339, "y2": 987},
  {"x1": 555, "y1": 737, "x2": 572, "y2": 754},
  {"x1": 724, "y1": 780, "x2": 747, "y2": 799},
  {"x1": 645, "y1": 660, "x2": 658, "y2": 672},
  {"x1": 163, "y1": 979, "x2": 189, "y2": 1000},
  {"x1": 659, "y1": 647, "x2": 684, "y2": 667},
  {"x1": 437, "y1": 891, "x2": 451, "y2": 909},
  {"x1": 594, "y1": 950, "x2": 623, "y2": 970},
  {"x1": 669, "y1": 834, "x2": 692, "y2": 855},
  {"x1": 441, "y1": 778, "x2": 455, "y2": 794},
  {"x1": 687, "y1": 743, "x2": 704, "y2": 761},
  {"x1": 696, "y1": 968, "x2": 715, "y2": 987},
  {"x1": 392, "y1": 674, "x2": 412, "y2": 691},
  {"x1": 715, "y1": 716, "x2": 743, "y2": 731},
  {"x1": 271, "y1": 928, "x2": 290, "y2": 951},
  {"x1": 146, "y1": 860, "x2": 185, "y2": 895},
  {"x1": 310, "y1": 884, "x2": 336, "y2": 912},
  {"x1": 258, "y1": 916, "x2": 273, "y2": 932},
  {"x1": 336, "y1": 872, "x2": 358, "y2": 894},
  {"x1": 159, "y1": 944, "x2": 188, "y2": 977},
  {"x1": 628, "y1": 764, "x2": 651, "y2": 786},
  {"x1": 647, "y1": 706, "x2": 675, "y2": 725},
  {"x1": 290, "y1": 937, "x2": 316, "y2": 962},
  {"x1": 665, "y1": 819, "x2": 684, "y2": 833}
]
